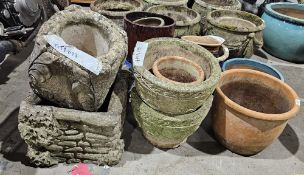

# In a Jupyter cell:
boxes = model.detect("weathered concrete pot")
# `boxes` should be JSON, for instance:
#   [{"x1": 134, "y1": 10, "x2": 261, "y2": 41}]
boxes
[
  {"x1": 192, "y1": 0, "x2": 241, "y2": 34},
  {"x1": 144, "y1": 0, "x2": 188, "y2": 9},
  {"x1": 18, "y1": 75, "x2": 128, "y2": 166},
  {"x1": 90, "y1": 0, "x2": 145, "y2": 28},
  {"x1": 212, "y1": 69, "x2": 300, "y2": 155},
  {"x1": 146, "y1": 5, "x2": 201, "y2": 37},
  {"x1": 28, "y1": 5, "x2": 127, "y2": 112},
  {"x1": 133, "y1": 38, "x2": 221, "y2": 115},
  {"x1": 206, "y1": 10, "x2": 265, "y2": 58},
  {"x1": 152, "y1": 56, "x2": 205, "y2": 84},
  {"x1": 133, "y1": 17, "x2": 165, "y2": 26},
  {"x1": 124, "y1": 11, "x2": 175, "y2": 60},
  {"x1": 131, "y1": 90, "x2": 213, "y2": 148}
]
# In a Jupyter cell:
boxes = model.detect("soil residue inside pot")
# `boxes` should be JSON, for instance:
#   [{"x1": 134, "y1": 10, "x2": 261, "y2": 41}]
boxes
[
  {"x1": 221, "y1": 81, "x2": 290, "y2": 114},
  {"x1": 274, "y1": 8, "x2": 304, "y2": 19},
  {"x1": 159, "y1": 68, "x2": 197, "y2": 83}
]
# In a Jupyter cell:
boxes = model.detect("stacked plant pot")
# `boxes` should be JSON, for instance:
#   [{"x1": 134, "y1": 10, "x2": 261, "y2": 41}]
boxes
[
  {"x1": 131, "y1": 38, "x2": 221, "y2": 148},
  {"x1": 18, "y1": 5, "x2": 128, "y2": 166}
]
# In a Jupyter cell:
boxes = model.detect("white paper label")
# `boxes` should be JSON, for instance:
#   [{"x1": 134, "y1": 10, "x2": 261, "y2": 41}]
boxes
[
  {"x1": 44, "y1": 35, "x2": 102, "y2": 75},
  {"x1": 132, "y1": 42, "x2": 148, "y2": 67}
]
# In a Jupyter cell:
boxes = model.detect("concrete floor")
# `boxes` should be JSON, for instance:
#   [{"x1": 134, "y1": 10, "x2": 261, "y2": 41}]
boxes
[{"x1": 0, "y1": 42, "x2": 303, "y2": 175}]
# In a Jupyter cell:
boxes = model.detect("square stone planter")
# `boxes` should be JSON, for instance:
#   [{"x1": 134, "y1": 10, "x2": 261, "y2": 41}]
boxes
[{"x1": 18, "y1": 76, "x2": 128, "y2": 166}]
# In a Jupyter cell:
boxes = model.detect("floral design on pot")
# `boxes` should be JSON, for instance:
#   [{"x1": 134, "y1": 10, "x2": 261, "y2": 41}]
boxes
[
  {"x1": 262, "y1": 3, "x2": 304, "y2": 63},
  {"x1": 181, "y1": 35, "x2": 229, "y2": 62},
  {"x1": 222, "y1": 58, "x2": 284, "y2": 81},
  {"x1": 131, "y1": 90, "x2": 213, "y2": 149},
  {"x1": 192, "y1": 0, "x2": 241, "y2": 34},
  {"x1": 206, "y1": 10, "x2": 265, "y2": 58},
  {"x1": 133, "y1": 38, "x2": 221, "y2": 115},
  {"x1": 124, "y1": 11, "x2": 175, "y2": 60},
  {"x1": 152, "y1": 56, "x2": 205, "y2": 84},
  {"x1": 146, "y1": 5, "x2": 201, "y2": 37},
  {"x1": 143, "y1": 0, "x2": 188, "y2": 9},
  {"x1": 91, "y1": 0, "x2": 145, "y2": 28},
  {"x1": 212, "y1": 69, "x2": 300, "y2": 155},
  {"x1": 28, "y1": 5, "x2": 128, "y2": 111}
]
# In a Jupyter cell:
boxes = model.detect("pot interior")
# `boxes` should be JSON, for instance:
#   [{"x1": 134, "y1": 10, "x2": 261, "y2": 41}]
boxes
[
  {"x1": 60, "y1": 23, "x2": 110, "y2": 57},
  {"x1": 95, "y1": 0, "x2": 139, "y2": 12},
  {"x1": 216, "y1": 17, "x2": 256, "y2": 30},
  {"x1": 133, "y1": 17, "x2": 164, "y2": 27},
  {"x1": 273, "y1": 8, "x2": 304, "y2": 19},
  {"x1": 220, "y1": 79, "x2": 292, "y2": 114},
  {"x1": 202, "y1": 0, "x2": 235, "y2": 6}
]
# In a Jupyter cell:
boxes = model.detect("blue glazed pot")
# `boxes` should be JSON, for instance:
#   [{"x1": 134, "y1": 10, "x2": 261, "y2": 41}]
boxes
[
  {"x1": 262, "y1": 3, "x2": 304, "y2": 63},
  {"x1": 222, "y1": 58, "x2": 284, "y2": 81}
]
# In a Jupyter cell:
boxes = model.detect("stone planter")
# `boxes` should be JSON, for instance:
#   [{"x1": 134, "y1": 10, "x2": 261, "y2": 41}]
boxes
[
  {"x1": 146, "y1": 5, "x2": 201, "y2": 37},
  {"x1": 124, "y1": 11, "x2": 175, "y2": 60},
  {"x1": 152, "y1": 56, "x2": 205, "y2": 84},
  {"x1": 262, "y1": 3, "x2": 304, "y2": 63},
  {"x1": 131, "y1": 90, "x2": 213, "y2": 148},
  {"x1": 133, "y1": 17, "x2": 165, "y2": 26},
  {"x1": 212, "y1": 69, "x2": 300, "y2": 155},
  {"x1": 133, "y1": 38, "x2": 221, "y2": 115},
  {"x1": 28, "y1": 5, "x2": 128, "y2": 112},
  {"x1": 144, "y1": 0, "x2": 188, "y2": 9},
  {"x1": 18, "y1": 75, "x2": 128, "y2": 166},
  {"x1": 206, "y1": 10, "x2": 265, "y2": 58},
  {"x1": 192, "y1": 0, "x2": 241, "y2": 34},
  {"x1": 91, "y1": 0, "x2": 145, "y2": 28}
]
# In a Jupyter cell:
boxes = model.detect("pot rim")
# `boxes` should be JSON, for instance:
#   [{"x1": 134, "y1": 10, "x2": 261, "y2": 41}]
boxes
[
  {"x1": 221, "y1": 58, "x2": 285, "y2": 81},
  {"x1": 90, "y1": 0, "x2": 144, "y2": 17},
  {"x1": 181, "y1": 35, "x2": 225, "y2": 47},
  {"x1": 144, "y1": 0, "x2": 187, "y2": 6},
  {"x1": 124, "y1": 11, "x2": 176, "y2": 28},
  {"x1": 195, "y1": 0, "x2": 241, "y2": 9},
  {"x1": 146, "y1": 5, "x2": 201, "y2": 27},
  {"x1": 216, "y1": 69, "x2": 300, "y2": 121},
  {"x1": 133, "y1": 17, "x2": 165, "y2": 27},
  {"x1": 152, "y1": 55, "x2": 205, "y2": 85},
  {"x1": 264, "y1": 2, "x2": 304, "y2": 25},
  {"x1": 207, "y1": 10, "x2": 265, "y2": 32}
]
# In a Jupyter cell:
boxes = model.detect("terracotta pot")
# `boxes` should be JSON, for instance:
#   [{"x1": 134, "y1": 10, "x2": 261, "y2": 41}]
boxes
[
  {"x1": 212, "y1": 69, "x2": 300, "y2": 155},
  {"x1": 124, "y1": 11, "x2": 175, "y2": 60},
  {"x1": 152, "y1": 56, "x2": 205, "y2": 85},
  {"x1": 133, "y1": 17, "x2": 165, "y2": 26}
]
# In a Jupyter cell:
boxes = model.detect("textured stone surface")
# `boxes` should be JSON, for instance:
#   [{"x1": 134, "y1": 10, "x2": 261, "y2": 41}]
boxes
[
  {"x1": 143, "y1": 0, "x2": 187, "y2": 9},
  {"x1": 133, "y1": 38, "x2": 221, "y2": 115},
  {"x1": 18, "y1": 75, "x2": 128, "y2": 166},
  {"x1": 131, "y1": 90, "x2": 214, "y2": 148},
  {"x1": 91, "y1": 0, "x2": 145, "y2": 28},
  {"x1": 146, "y1": 5, "x2": 201, "y2": 37},
  {"x1": 28, "y1": 5, "x2": 127, "y2": 112}
]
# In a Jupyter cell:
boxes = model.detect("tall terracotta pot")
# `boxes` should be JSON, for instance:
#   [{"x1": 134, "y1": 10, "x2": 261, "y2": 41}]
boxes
[{"x1": 212, "y1": 69, "x2": 300, "y2": 155}]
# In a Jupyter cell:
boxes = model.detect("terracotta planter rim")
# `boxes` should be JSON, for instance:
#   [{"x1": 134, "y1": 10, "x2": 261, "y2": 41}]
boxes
[
  {"x1": 216, "y1": 69, "x2": 300, "y2": 121},
  {"x1": 152, "y1": 56, "x2": 205, "y2": 85}
]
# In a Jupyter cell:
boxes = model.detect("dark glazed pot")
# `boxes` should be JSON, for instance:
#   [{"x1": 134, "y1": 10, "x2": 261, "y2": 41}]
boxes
[{"x1": 124, "y1": 11, "x2": 175, "y2": 61}]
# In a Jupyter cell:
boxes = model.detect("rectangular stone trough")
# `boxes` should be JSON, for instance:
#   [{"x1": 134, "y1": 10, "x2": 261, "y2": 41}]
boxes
[{"x1": 18, "y1": 76, "x2": 128, "y2": 166}]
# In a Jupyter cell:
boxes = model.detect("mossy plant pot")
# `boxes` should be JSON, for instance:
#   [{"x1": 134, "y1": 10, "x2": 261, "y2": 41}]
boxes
[
  {"x1": 133, "y1": 37, "x2": 221, "y2": 115},
  {"x1": 146, "y1": 5, "x2": 201, "y2": 37},
  {"x1": 262, "y1": 3, "x2": 304, "y2": 63},
  {"x1": 28, "y1": 5, "x2": 128, "y2": 112},
  {"x1": 152, "y1": 56, "x2": 205, "y2": 84},
  {"x1": 192, "y1": 0, "x2": 241, "y2": 34},
  {"x1": 131, "y1": 90, "x2": 213, "y2": 148},
  {"x1": 91, "y1": 0, "x2": 145, "y2": 28},
  {"x1": 144, "y1": 0, "x2": 188, "y2": 9},
  {"x1": 212, "y1": 69, "x2": 300, "y2": 155},
  {"x1": 206, "y1": 10, "x2": 265, "y2": 58}
]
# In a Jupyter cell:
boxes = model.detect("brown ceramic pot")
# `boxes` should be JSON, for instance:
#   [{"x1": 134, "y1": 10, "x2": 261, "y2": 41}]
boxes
[
  {"x1": 152, "y1": 56, "x2": 205, "y2": 85},
  {"x1": 212, "y1": 69, "x2": 300, "y2": 155}
]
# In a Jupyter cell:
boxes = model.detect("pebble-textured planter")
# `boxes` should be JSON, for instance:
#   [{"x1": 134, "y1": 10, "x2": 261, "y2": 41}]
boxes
[
  {"x1": 133, "y1": 38, "x2": 221, "y2": 115},
  {"x1": 212, "y1": 69, "x2": 300, "y2": 155},
  {"x1": 18, "y1": 76, "x2": 128, "y2": 166},
  {"x1": 28, "y1": 5, "x2": 127, "y2": 112},
  {"x1": 144, "y1": 0, "x2": 188, "y2": 9},
  {"x1": 192, "y1": 0, "x2": 241, "y2": 34},
  {"x1": 146, "y1": 5, "x2": 201, "y2": 37},
  {"x1": 206, "y1": 10, "x2": 265, "y2": 58},
  {"x1": 131, "y1": 90, "x2": 213, "y2": 148},
  {"x1": 91, "y1": 0, "x2": 145, "y2": 28}
]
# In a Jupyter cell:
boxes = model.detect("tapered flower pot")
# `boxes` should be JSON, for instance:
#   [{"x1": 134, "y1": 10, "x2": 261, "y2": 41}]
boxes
[
  {"x1": 91, "y1": 0, "x2": 145, "y2": 28},
  {"x1": 212, "y1": 69, "x2": 300, "y2": 155},
  {"x1": 146, "y1": 5, "x2": 201, "y2": 37},
  {"x1": 206, "y1": 10, "x2": 265, "y2": 58}
]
